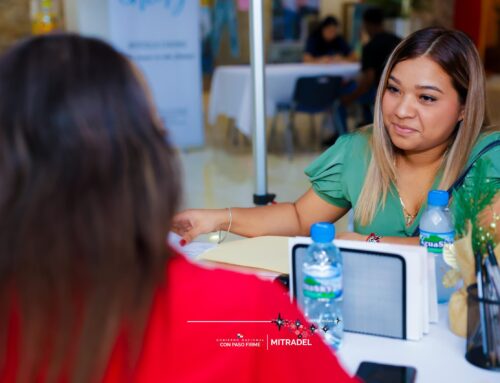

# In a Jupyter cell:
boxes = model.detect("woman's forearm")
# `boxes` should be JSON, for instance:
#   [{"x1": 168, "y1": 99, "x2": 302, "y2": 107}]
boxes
[
  {"x1": 380, "y1": 236, "x2": 420, "y2": 246},
  {"x1": 220, "y1": 203, "x2": 305, "y2": 238}
]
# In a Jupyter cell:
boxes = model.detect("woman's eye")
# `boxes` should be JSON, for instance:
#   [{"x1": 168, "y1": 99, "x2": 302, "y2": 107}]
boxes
[
  {"x1": 420, "y1": 94, "x2": 437, "y2": 103},
  {"x1": 386, "y1": 85, "x2": 399, "y2": 93}
]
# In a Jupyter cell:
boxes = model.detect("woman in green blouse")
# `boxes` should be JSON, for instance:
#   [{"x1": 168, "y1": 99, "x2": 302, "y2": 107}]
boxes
[{"x1": 173, "y1": 28, "x2": 500, "y2": 245}]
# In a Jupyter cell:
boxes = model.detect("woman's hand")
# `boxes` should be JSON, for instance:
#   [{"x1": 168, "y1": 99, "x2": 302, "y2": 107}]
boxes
[{"x1": 172, "y1": 209, "x2": 229, "y2": 245}]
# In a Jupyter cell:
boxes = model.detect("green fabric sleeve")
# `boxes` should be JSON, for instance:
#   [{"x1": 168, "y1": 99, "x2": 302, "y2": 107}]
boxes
[
  {"x1": 465, "y1": 131, "x2": 500, "y2": 187},
  {"x1": 484, "y1": 147, "x2": 500, "y2": 186},
  {"x1": 304, "y1": 134, "x2": 353, "y2": 208}
]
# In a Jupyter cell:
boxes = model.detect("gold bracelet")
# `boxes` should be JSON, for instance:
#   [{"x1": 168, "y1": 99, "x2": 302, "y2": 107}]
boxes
[{"x1": 218, "y1": 207, "x2": 232, "y2": 244}]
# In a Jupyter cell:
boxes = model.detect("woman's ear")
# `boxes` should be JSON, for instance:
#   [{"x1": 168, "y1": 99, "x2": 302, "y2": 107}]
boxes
[{"x1": 458, "y1": 106, "x2": 465, "y2": 122}]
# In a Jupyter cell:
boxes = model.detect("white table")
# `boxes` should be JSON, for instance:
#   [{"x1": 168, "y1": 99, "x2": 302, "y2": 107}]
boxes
[
  {"x1": 339, "y1": 305, "x2": 499, "y2": 382},
  {"x1": 208, "y1": 63, "x2": 361, "y2": 136}
]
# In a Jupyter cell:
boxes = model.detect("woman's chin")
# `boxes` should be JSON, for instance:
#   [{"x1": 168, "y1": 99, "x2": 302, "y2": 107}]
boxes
[{"x1": 389, "y1": 134, "x2": 421, "y2": 152}]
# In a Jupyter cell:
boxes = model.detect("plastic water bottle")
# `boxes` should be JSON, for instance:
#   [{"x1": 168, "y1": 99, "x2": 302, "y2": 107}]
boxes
[
  {"x1": 302, "y1": 222, "x2": 343, "y2": 349},
  {"x1": 419, "y1": 190, "x2": 455, "y2": 303}
]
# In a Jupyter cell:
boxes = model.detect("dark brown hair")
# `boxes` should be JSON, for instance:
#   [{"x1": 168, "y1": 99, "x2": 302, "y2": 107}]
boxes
[{"x1": 0, "y1": 34, "x2": 180, "y2": 382}]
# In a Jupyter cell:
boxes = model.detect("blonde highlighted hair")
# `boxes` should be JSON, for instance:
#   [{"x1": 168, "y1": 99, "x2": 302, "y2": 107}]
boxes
[{"x1": 355, "y1": 27, "x2": 494, "y2": 226}]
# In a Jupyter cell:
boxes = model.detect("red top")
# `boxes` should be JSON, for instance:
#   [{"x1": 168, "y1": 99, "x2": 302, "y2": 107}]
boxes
[{"x1": 3, "y1": 253, "x2": 359, "y2": 382}]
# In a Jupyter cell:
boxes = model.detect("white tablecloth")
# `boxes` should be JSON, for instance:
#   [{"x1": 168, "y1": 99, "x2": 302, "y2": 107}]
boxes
[
  {"x1": 338, "y1": 305, "x2": 499, "y2": 382},
  {"x1": 208, "y1": 63, "x2": 361, "y2": 136}
]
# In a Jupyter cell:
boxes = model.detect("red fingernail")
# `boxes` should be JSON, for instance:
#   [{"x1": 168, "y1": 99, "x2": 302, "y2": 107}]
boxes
[{"x1": 179, "y1": 239, "x2": 186, "y2": 247}]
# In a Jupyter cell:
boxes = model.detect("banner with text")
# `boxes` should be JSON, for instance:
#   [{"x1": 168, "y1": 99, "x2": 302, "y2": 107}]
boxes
[{"x1": 109, "y1": 0, "x2": 203, "y2": 148}]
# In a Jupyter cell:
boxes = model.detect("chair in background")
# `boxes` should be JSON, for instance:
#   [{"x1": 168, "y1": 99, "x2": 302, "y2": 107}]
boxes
[{"x1": 269, "y1": 75, "x2": 343, "y2": 159}]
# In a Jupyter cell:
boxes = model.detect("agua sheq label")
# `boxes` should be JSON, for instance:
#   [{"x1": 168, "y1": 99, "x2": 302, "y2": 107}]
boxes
[
  {"x1": 419, "y1": 230, "x2": 454, "y2": 254},
  {"x1": 302, "y1": 272, "x2": 342, "y2": 300}
]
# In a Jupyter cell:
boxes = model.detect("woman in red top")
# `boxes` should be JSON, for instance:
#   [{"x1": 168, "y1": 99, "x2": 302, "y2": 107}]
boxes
[{"x1": 0, "y1": 34, "x2": 358, "y2": 383}]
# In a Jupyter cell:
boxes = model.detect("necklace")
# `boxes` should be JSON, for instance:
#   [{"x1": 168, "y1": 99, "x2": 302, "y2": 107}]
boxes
[
  {"x1": 394, "y1": 152, "x2": 447, "y2": 227},
  {"x1": 398, "y1": 195, "x2": 419, "y2": 226},
  {"x1": 393, "y1": 163, "x2": 424, "y2": 227}
]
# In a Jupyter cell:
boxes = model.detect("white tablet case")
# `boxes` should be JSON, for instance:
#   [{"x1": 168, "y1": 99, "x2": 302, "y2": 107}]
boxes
[{"x1": 289, "y1": 238, "x2": 431, "y2": 341}]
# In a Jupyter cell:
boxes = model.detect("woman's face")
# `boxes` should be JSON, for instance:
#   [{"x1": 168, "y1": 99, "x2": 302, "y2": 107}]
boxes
[
  {"x1": 322, "y1": 25, "x2": 337, "y2": 42},
  {"x1": 382, "y1": 55, "x2": 464, "y2": 153}
]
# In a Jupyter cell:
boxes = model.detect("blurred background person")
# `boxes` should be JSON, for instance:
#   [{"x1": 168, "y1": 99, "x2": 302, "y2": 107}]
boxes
[
  {"x1": 303, "y1": 15, "x2": 356, "y2": 63},
  {"x1": 322, "y1": 7, "x2": 402, "y2": 146}
]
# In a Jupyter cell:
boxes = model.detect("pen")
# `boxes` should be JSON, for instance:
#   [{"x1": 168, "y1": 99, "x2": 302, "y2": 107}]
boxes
[
  {"x1": 486, "y1": 242, "x2": 500, "y2": 298},
  {"x1": 483, "y1": 258, "x2": 499, "y2": 366},
  {"x1": 475, "y1": 250, "x2": 491, "y2": 364},
  {"x1": 485, "y1": 242, "x2": 500, "y2": 366}
]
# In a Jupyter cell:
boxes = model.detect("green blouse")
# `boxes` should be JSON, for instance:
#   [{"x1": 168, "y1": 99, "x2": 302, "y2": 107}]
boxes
[{"x1": 305, "y1": 128, "x2": 500, "y2": 237}]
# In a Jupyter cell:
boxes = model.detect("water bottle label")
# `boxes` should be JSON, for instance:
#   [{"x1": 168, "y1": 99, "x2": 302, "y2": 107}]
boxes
[
  {"x1": 419, "y1": 230, "x2": 454, "y2": 254},
  {"x1": 303, "y1": 272, "x2": 342, "y2": 300}
]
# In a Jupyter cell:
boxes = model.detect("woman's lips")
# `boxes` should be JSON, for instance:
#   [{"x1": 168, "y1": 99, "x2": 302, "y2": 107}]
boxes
[{"x1": 392, "y1": 123, "x2": 418, "y2": 136}]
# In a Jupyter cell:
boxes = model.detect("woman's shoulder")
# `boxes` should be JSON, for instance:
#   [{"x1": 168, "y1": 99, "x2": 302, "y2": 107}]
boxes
[
  {"x1": 470, "y1": 128, "x2": 500, "y2": 158},
  {"x1": 168, "y1": 252, "x2": 260, "y2": 283},
  {"x1": 304, "y1": 128, "x2": 372, "y2": 208},
  {"x1": 463, "y1": 128, "x2": 500, "y2": 181},
  {"x1": 306, "y1": 128, "x2": 371, "y2": 174},
  {"x1": 476, "y1": 128, "x2": 500, "y2": 143},
  {"x1": 138, "y1": 252, "x2": 357, "y2": 383},
  {"x1": 166, "y1": 252, "x2": 281, "y2": 308},
  {"x1": 349, "y1": 125, "x2": 373, "y2": 145},
  {"x1": 327, "y1": 127, "x2": 372, "y2": 151},
  {"x1": 328, "y1": 127, "x2": 372, "y2": 157}
]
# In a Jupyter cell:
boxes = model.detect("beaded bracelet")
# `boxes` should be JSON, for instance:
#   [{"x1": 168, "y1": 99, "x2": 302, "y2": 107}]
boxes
[{"x1": 217, "y1": 207, "x2": 233, "y2": 244}]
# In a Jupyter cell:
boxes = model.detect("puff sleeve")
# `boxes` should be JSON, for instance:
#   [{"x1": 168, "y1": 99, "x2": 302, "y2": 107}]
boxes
[
  {"x1": 483, "y1": 136, "x2": 500, "y2": 186},
  {"x1": 304, "y1": 134, "x2": 353, "y2": 209},
  {"x1": 464, "y1": 132, "x2": 500, "y2": 188}
]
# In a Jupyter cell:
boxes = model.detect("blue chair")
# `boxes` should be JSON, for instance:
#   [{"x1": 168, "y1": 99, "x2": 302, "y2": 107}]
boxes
[{"x1": 269, "y1": 75, "x2": 343, "y2": 159}]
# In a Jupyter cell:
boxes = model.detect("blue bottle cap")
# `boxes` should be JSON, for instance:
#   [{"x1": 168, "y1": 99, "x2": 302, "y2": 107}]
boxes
[
  {"x1": 427, "y1": 190, "x2": 449, "y2": 207},
  {"x1": 310, "y1": 222, "x2": 335, "y2": 243}
]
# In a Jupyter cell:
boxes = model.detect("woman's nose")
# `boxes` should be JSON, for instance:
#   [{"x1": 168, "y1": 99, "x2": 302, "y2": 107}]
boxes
[{"x1": 394, "y1": 95, "x2": 416, "y2": 119}]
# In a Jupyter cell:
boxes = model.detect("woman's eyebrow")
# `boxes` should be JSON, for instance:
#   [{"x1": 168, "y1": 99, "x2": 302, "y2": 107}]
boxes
[
  {"x1": 389, "y1": 75, "x2": 444, "y2": 94},
  {"x1": 415, "y1": 84, "x2": 444, "y2": 94},
  {"x1": 388, "y1": 75, "x2": 401, "y2": 84}
]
